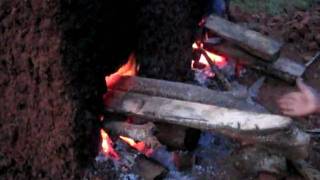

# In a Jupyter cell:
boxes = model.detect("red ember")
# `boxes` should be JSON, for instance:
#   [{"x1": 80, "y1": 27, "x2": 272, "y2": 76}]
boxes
[{"x1": 119, "y1": 136, "x2": 154, "y2": 157}]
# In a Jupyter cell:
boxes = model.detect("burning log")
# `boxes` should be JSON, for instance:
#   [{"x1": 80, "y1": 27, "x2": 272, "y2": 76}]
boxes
[
  {"x1": 205, "y1": 15, "x2": 283, "y2": 61},
  {"x1": 104, "y1": 90, "x2": 291, "y2": 132},
  {"x1": 207, "y1": 43, "x2": 305, "y2": 83},
  {"x1": 107, "y1": 75, "x2": 267, "y2": 113},
  {"x1": 103, "y1": 121, "x2": 156, "y2": 142},
  {"x1": 199, "y1": 47, "x2": 231, "y2": 90}
]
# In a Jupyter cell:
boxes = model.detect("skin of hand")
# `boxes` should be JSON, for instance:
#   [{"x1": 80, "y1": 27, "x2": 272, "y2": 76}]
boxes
[{"x1": 278, "y1": 78, "x2": 320, "y2": 117}]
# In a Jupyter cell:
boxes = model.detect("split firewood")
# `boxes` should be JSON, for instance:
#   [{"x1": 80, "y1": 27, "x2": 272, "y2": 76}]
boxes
[
  {"x1": 132, "y1": 155, "x2": 168, "y2": 180},
  {"x1": 199, "y1": 47, "x2": 232, "y2": 91},
  {"x1": 107, "y1": 75, "x2": 267, "y2": 113},
  {"x1": 104, "y1": 90, "x2": 291, "y2": 132},
  {"x1": 103, "y1": 121, "x2": 156, "y2": 142},
  {"x1": 205, "y1": 15, "x2": 283, "y2": 61},
  {"x1": 206, "y1": 43, "x2": 305, "y2": 83}
]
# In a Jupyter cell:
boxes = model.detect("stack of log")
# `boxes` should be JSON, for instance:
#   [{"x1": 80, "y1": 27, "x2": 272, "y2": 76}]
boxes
[
  {"x1": 103, "y1": 75, "x2": 310, "y2": 169},
  {"x1": 204, "y1": 15, "x2": 310, "y2": 83}
]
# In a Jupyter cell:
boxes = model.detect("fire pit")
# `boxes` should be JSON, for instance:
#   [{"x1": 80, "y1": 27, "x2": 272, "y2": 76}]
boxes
[{"x1": 84, "y1": 37, "x2": 310, "y2": 179}]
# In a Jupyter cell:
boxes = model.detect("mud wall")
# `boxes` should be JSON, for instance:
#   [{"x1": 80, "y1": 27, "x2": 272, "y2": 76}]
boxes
[{"x1": 0, "y1": 0, "x2": 77, "y2": 179}]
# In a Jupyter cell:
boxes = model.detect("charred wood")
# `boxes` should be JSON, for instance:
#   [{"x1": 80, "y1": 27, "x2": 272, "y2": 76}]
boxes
[
  {"x1": 199, "y1": 47, "x2": 232, "y2": 91},
  {"x1": 103, "y1": 121, "x2": 156, "y2": 142},
  {"x1": 104, "y1": 90, "x2": 292, "y2": 132},
  {"x1": 107, "y1": 75, "x2": 267, "y2": 113},
  {"x1": 205, "y1": 15, "x2": 283, "y2": 61},
  {"x1": 155, "y1": 123, "x2": 199, "y2": 150}
]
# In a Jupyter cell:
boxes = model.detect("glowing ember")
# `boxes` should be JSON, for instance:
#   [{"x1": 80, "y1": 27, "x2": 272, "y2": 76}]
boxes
[
  {"x1": 119, "y1": 136, "x2": 153, "y2": 156},
  {"x1": 100, "y1": 129, "x2": 120, "y2": 160},
  {"x1": 105, "y1": 52, "x2": 138, "y2": 88},
  {"x1": 191, "y1": 42, "x2": 227, "y2": 69}
]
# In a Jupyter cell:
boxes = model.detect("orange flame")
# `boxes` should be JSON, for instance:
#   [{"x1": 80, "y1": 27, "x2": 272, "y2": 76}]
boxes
[
  {"x1": 105, "y1": 52, "x2": 137, "y2": 88},
  {"x1": 119, "y1": 136, "x2": 153, "y2": 156},
  {"x1": 100, "y1": 129, "x2": 120, "y2": 160},
  {"x1": 191, "y1": 42, "x2": 227, "y2": 69}
]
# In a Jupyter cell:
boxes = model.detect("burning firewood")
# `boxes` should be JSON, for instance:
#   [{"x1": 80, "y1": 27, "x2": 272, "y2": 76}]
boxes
[
  {"x1": 104, "y1": 90, "x2": 291, "y2": 132},
  {"x1": 199, "y1": 47, "x2": 232, "y2": 91},
  {"x1": 103, "y1": 121, "x2": 156, "y2": 142},
  {"x1": 207, "y1": 42, "x2": 306, "y2": 83},
  {"x1": 205, "y1": 15, "x2": 283, "y2": 61},
  {"x1": 107, "y1": 75, "x2": 267, "y2": 113}
]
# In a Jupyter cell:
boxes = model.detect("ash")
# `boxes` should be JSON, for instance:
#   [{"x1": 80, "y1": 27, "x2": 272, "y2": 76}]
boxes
[{"x1": 86, "y1": 130, "x2": 238, "y2": 179}]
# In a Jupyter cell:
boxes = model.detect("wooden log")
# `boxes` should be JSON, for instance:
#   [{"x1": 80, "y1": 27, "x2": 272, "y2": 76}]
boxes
[
  {"x1": 103, "y1": 121, "x2": 156, "y2": 142},
  {"x1": 107, "y1": 75, "x2": 267, "y2": 113},
  {"x1": 205, "y1": 43, "x2": 305, "y2": 83},
  {"x1": 205, "y1": 15, "x2": 283, "y2": 61},
  {"x1": 104, "y1": 90, "x2": 291, "y2": 132}
]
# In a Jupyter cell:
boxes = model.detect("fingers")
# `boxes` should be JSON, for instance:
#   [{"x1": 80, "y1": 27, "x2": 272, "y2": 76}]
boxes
[
  {"x1": 279, "y1": 92, "x2": 300, "y2": 102},
  {"x1": 296, "y1": 78, "x2": 311, "y2": 94},
  {"x1": 278, "y1": 93, "x2": 301, "y2": 116}
]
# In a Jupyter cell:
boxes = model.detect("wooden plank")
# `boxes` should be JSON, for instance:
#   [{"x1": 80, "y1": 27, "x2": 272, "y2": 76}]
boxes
[
  {"x1": 205, "y1": 43, "x2": 305, "y2": 83},
  {"x1": 205, "y1": 15, "x2": 283, "y2": 61},
  {"x1": 107, "y1": 75, "x2": 267, "y2": 113},
  {"x1": 104, "y1": 90, "x2": 292, "y2": 132}
]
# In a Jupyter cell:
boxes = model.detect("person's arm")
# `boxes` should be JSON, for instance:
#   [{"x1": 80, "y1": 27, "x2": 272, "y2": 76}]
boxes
[{"x1": 278, "y1": 78, "x2": 320, "y2": 117}]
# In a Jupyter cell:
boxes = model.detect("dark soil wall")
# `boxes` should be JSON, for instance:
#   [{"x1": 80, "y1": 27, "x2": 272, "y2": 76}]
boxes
[{"x1": 0, "y1": 0, "x2": 76, "y2": 179}]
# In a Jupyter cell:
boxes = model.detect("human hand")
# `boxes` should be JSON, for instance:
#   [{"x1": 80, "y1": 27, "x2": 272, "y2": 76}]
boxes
[{"x1": 278, "y1": 78, "x2": 320, "y2": 117}]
